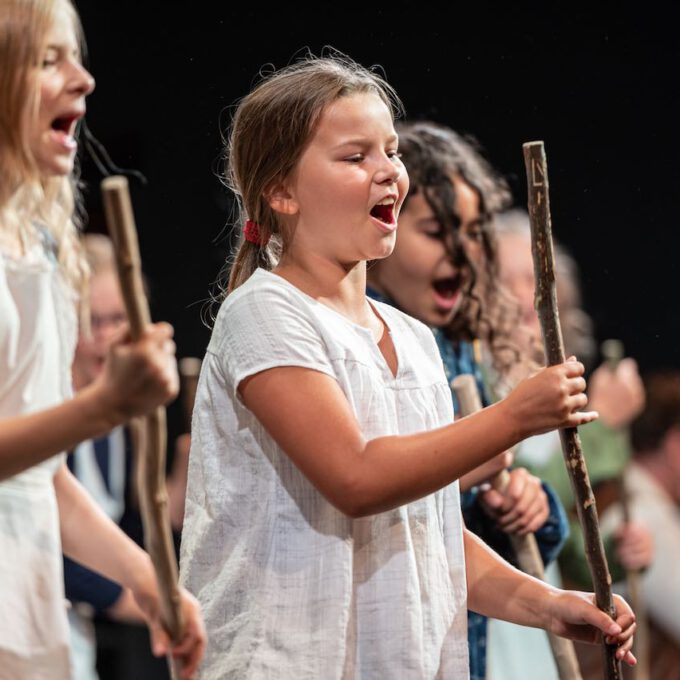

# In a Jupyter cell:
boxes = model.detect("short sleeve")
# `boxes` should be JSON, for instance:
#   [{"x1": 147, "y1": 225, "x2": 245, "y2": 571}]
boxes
[
  {"x1": 207, "y1": 273, "x2": 337, "y2": 402},
  {"x1": 63, "y1": 556, "x2": 123, "y2": 612}
]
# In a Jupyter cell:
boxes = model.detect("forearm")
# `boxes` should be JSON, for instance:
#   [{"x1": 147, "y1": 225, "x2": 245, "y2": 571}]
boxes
[
  {"x1": 345, "y1": 400, "x2": 520, "y2": 516},
  {"x1": 465, "y1": 528, "x2": 556, "y2": 628},
  {"x1": 106, "y1": 587, "x2": 146, "y2": 624},
  {"x1": 55, "y1": 464, "x2": 154, "y2": 597},
  {"x1": 0, "y1": 383, "x2": 122, "y2": 481}
]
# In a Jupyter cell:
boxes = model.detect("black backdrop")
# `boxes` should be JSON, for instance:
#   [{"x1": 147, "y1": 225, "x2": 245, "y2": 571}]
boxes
[{"x1": 76, "y1": 2, "x2": 680, "y2": 379}]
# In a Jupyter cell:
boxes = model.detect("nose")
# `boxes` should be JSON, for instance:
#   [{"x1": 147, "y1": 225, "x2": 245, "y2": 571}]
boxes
[
  {"x1": 69, "y1": 60, "x2": 96, "y2": 97},
  {"x1": 375, "y1": 153, "x2": 401, "y2": 185}
]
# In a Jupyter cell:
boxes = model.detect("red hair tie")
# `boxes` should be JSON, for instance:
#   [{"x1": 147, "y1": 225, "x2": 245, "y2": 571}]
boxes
[{"x1": 244, "y1": 219, "x2": 269, "y2": 247}]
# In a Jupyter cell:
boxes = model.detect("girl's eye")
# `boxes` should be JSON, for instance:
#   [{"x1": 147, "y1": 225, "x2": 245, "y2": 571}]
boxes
[
  {"x1": 42, "y1": 50, "x2": 58, "y2": 68},
  {"x1": 387, "y1": 151, "x2": 403, "y2": 161},
  {"x1": 464, "y1": 226, "x2": 484, "y2": 242},
  {"x1": 345, "y1": 155, "x2": 364, "y2": 163}
]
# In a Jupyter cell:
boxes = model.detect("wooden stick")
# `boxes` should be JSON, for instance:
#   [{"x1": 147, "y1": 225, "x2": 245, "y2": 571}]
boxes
[
  {"x1": 452, "y1": 374, "x2": 583, "y2": 680},
  {"x1": 523, "y1": 142, "x2": 622, "y2": 679},
  {"x1": 101, "y1": 176, "x2": 184, "y2": 678},
  {"x1": 601, "y1": 340, "x2": 650, "y2": 680}
]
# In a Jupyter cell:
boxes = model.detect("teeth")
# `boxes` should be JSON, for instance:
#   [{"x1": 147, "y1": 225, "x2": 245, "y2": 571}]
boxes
[{"x1": 375, "y1": 197, "x2": 395, "y2": 206}]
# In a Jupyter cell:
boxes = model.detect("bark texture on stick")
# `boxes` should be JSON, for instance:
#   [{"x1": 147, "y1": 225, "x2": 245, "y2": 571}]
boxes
[
  {"x1": 452, "y1": 375, "x2": 583, "y2": 680},
  {"x1": 523, "y1": 142, "x2": 622, "y2": 679},
  {"x1": 101, "y1": 177, "x2": 184, "y2": 655}
]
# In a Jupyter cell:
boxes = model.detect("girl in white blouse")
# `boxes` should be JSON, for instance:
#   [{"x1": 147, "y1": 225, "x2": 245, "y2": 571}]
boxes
[
  {"x1": 0, "y1": 1, "x2": 205, "y2": 677},
  {"x1": 181, "y1": 52, "x2": 637, "y2": 679}
]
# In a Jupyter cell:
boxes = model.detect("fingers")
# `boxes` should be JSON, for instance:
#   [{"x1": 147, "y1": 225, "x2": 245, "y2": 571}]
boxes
[
  {"x1": 511, "y1": 492, "x2": 549, "y2": 534},
  {"x1": 566, "y1": 410, "x2": 599, "y2": 427},
  {"x1": 563, "y1": 359, "x2": 585, "y2": 378},
  {"x1": 171, "y1": 590, "x2": 207, "y2": 679},
  {"x1": 602, "y1": 596, "x2": 637, "y2": 663},
  {"x1": 149, "y1": 622, "x2": 171, "y2": 657},
  {"x1": 480, "y1": 488, "x2": 504, "y2": 511},
  {"x1": 499, "y1": 478, "x2": 549, "y2": 534},
  {"x1": 141, "y1": 322, "x2": 175, "y2": 351},
  {"x1": 482, "y1": 469, "x2": 550, "y2": 535}
]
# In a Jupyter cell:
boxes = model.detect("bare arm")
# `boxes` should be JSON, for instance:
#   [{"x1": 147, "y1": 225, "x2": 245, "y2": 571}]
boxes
[
  {"x1": 0, "y1": 324, "x2": 177, "y2": 482},
  {"x1": 54, "y1": 463, "x2": 205, "y2": 679},
  {"x1": 463, "y1": 529, "x2": 637, "y2": 664},
  {"x1": 240, "y1": 359, "x2": 596, "y2": 518},
  {"x1": 459, "y1": 450, "x2": 513, "y2": 492}
]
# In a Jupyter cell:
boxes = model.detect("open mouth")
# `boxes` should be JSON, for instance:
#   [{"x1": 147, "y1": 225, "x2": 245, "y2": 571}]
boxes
[
  {"x1": 370, "y1": 202, "x2": 396, "y2": 226},
  {"x1": 51, "y1": 115, "x2": 79, "y2": 135},
  {"x1": 432, "y1": 275, "x2": 463, "y2": 309}
]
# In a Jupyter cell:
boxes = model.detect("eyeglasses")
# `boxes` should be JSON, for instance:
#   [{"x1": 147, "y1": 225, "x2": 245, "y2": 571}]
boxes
[{"x1": 91, "y1": 311, "x2": 127, "y2": 333}]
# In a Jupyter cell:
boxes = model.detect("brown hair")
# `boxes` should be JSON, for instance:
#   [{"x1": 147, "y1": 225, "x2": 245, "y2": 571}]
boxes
[
  {"x1": 223, "y1": 50, "x2": 402, "y2": 293},
  {"x1": 0, "y1": 0, "x2": 87, "y2": 291}
]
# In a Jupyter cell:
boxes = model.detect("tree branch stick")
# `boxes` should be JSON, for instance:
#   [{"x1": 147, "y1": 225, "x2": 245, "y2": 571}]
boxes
[
  {"x1": 523, "y1": 141, "x2": 622, "y2": 679},
  {"x1": 101, "y1": 176, "x2": 184, "y2": 678}
]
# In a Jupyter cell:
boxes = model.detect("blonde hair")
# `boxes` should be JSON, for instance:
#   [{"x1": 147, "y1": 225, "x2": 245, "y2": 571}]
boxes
[
  {"x1": 0, "y1": 0, "x2": 87, "y2": 291},
  {"x1": 223, "y1": 50, "x2": 402, "y2": 293}
]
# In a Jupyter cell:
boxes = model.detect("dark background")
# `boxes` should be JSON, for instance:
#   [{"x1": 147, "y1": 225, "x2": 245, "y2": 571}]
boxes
[{"x1": 76, "y1": 2, "x2": 679, "y2": 381}]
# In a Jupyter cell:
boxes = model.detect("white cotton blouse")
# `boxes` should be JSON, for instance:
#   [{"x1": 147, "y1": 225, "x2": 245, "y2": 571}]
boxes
[
  {"x1": 180, "y1": 268, "x2": 469, "y2": 679},
  {"x1": 0, "y1": 237, "x2": 78, "y2": 679}
]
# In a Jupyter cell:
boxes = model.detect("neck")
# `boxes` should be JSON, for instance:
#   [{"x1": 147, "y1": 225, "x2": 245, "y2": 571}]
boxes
[{"x1": 275, "y1": 248, "x2": 372, "y2": 324}]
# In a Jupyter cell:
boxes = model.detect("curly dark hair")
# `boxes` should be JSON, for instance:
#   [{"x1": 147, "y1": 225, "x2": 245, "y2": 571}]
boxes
[{"x1": 395, "y1": 121, "x2": 523, "y2": 388}]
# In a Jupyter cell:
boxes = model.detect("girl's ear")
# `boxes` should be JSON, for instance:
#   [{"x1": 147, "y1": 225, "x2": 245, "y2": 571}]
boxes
[{"x1": 266, "y1": 183, "x2": 299, "y2": 216}]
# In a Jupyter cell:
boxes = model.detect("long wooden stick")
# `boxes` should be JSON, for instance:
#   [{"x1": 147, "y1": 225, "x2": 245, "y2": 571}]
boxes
[
  {"x1": 523, "y1": 142, "x2": 622, "y2": 679},
  {"x1": 601, "y1": 340, "x2": 650, "y2": 680},
  {"x1": 101, "y1": 176, "x2": 184, "y2": 677},
  {"x1": 452, "y1": 374, "x2": 583, "y2": 680}
]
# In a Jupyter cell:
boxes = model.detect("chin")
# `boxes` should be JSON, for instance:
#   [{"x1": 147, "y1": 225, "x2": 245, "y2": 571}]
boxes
[
  {"x1": 428, "y1": 308, "x2": 457, "y2": 328},
  {"x1": 37, "y1": 154, "x2": 76, "y2": 178},
  {"x1": 368, "y1": 238, "x2": 397, "y2": 262}
]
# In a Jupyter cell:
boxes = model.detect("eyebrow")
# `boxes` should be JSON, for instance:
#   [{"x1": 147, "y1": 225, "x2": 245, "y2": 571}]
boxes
[
  {"x1": 332, "y1": 135, "x2": 399, "y2": 150},
  {"x1": 45, "y1": 43, "x2": 80, "y2": 56}
]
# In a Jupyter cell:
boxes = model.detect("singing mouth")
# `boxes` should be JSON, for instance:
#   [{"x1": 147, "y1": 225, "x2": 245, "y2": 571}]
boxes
[
  {"x1": 50, "y1": 112, "x2": 83, "y2": 137},
  {"x1": 432, "y1": 275, "x2": 463, "y2": 304},
  {"x1": 370, "y1": 195, "x2": 398, "y2": 226}
]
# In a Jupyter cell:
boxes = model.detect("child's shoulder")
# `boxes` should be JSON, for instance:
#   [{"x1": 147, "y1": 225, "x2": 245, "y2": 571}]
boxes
[
  {"x1": 217, "y1": 269, "x2": 302, "y2": 319},
  {"x1": 212, "y1": 268, "x2": 315, "y2": 342}
]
